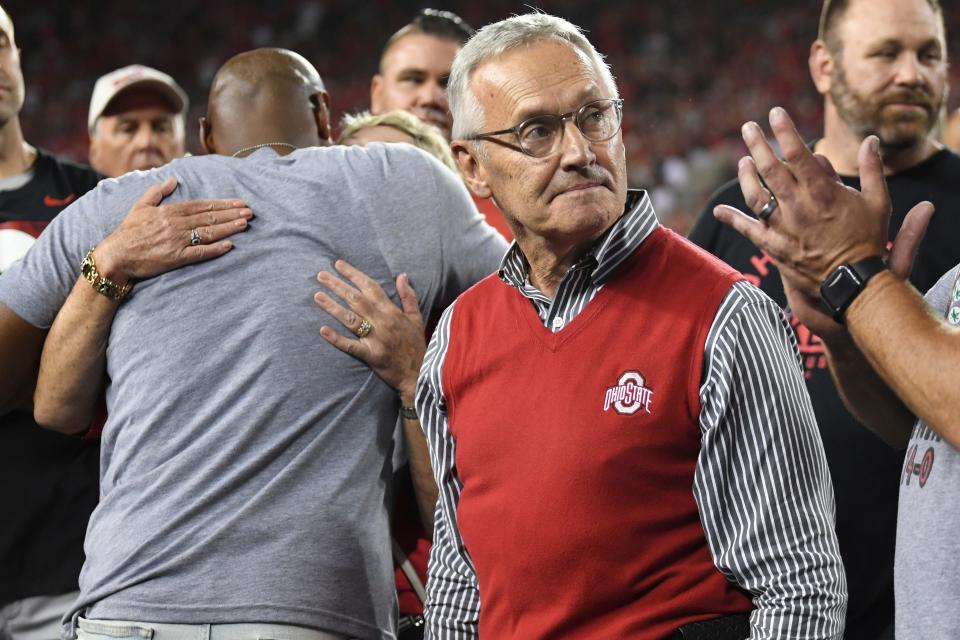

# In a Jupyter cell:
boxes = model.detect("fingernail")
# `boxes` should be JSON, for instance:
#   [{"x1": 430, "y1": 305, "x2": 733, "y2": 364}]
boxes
[
  {"x1": 222, "y1": 241, "x2": 233, "y2": 250},
  {"x1": 770, "y1": 106, "x2": 785, "y2": 123},
  {"x1": 741, "y1": 122, "x2": 758, "y2": 140},
  {"x1": 234, "y1": 219, "x2": 246, "y2": 227},
  {"x1": 233, "y1": 200, "x2": 245, "y2": 207},
  {"x1": 869, "y1": 136, "x2": 880, "y2": 154}
]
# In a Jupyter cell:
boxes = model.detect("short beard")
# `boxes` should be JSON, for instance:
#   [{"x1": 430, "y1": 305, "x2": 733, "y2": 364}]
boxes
[{"x1": 830, "y1": 60, "x2": 940, "y2": 152}]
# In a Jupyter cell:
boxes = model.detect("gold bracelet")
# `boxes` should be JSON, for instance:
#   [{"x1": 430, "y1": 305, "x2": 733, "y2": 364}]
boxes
[{"x1": 80, "y1": 248, "x2": 132, "y2": 301}]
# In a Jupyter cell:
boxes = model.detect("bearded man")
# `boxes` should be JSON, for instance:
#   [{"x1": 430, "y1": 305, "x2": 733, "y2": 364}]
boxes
[{"x1": 688, "y1": 2, "x2": 956, "y2": 638}]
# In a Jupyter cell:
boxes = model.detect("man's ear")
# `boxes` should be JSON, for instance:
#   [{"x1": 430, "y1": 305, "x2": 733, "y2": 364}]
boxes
[
  {"x1": 199, "y1": 116, "x2": 214, "y2": 155},
  {"x1": 310, "y1": 91, "x2": 333, "y2": 143},
  {"x1": 370, "y1": 75, "x2": 384, "y2": 114},
  {"x1": 452, "y1": 141, "x2": 492, "y2": 199},
  {"x1": 809, "y1": 40, "x2": 835, "y2": 96}
]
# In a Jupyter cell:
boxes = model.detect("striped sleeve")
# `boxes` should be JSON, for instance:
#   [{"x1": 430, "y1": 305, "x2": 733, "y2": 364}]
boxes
[
  {"x1": 415, "y1": 302, "x2": 481, "y2": 640},
  {"x1": 694, "y1": 281, "x2": 847, "y2": 639}
]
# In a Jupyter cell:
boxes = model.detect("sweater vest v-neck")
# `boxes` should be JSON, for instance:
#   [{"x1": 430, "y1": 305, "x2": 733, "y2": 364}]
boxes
[{"x1": 443, "y1": 227, "x2": 752, "y2": 638}]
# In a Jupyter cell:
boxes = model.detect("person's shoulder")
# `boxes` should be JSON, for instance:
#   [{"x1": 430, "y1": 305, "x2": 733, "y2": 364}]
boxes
[
  {"x1": 108, "y1": 154, "x2": 220, "y2": 187},
  {"x1": 924, "y1": 263, "x2": 960, "y2": 312},
  {"x1": 307, "y1": 143, "x2": 436, "y2": 180},
  {"x1": 904, "y1": 146, "x2": 960, "y2": 179},
  {"x1": 447, "y1": 270, "x2": 508, "y2": 323},
  {"x1": 35, "y1": 148, "x2": 104, "y2": 193},
  {"x1": 664, "y1": 227, "x2": 740, "y2": 273},
  {"x1": 930, "y1": 146, "x2": 960, "y2": 167},
  {"x1": 459, "y1": 269, "x2": 504, "y2": 300},
  {"x1": 84, "y1": 158, "x2": 202, "y2": 205}
]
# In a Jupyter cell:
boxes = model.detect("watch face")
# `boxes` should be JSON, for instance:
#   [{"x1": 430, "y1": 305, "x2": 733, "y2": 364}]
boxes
[{"x1": 820, "y1": 265, "x2": 861, "y2": 320}]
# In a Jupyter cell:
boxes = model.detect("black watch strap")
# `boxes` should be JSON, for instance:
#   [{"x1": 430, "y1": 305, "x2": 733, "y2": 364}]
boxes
[{"x1": 820, "y1": 256, "x2": 887, "y2": 323}]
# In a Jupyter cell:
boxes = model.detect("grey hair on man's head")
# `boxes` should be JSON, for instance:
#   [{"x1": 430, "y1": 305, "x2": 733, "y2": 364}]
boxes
[{"x1": 447, "y1": 13, "x2": 619, "y2": 141}]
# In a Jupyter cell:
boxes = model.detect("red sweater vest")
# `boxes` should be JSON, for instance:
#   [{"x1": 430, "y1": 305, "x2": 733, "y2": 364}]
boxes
[{"x1": 443, "y1": 228, "x2": 752, "y2": 639}]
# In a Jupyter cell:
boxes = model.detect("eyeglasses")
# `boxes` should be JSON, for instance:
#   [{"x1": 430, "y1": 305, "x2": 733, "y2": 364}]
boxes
[{"x1": 465, "y1": 98, "x2": 624, "y2": 158}]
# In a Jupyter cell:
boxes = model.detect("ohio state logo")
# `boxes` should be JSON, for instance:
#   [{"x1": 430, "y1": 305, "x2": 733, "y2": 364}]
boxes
[{"x1": 603, "y1": 371, "x2": 654, "y2": 415}]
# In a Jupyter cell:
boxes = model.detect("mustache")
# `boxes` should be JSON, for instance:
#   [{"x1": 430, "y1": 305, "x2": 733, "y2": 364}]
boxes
[
  {"x1": 551, "y1": 165, "x2": 612, "y2": 198},
  {"x1": 570, "y1": 164, "x2": 609, "y2": 183},
  {"x1": 880, "y1": 89, "x2": 934, "y2": 111}
]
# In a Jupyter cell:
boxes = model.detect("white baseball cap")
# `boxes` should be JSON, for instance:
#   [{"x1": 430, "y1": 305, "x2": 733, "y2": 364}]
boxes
[{"x1": 88, "y1": 64, "x2": 188, "y2": 132}]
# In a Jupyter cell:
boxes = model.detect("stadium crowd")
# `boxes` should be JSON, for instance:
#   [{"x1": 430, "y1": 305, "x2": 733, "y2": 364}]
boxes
[
  {"x1": 11, "y1": 0, "x2": 960, "y2": 232},
  {"x1": 1, "y1": 1, "x2": 960, "y2": 640}
]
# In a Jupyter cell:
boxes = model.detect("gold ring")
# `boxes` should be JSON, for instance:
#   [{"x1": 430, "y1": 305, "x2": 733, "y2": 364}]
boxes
[{"x1": 354, "y1": 318, "x2": 373, "y2": 338}]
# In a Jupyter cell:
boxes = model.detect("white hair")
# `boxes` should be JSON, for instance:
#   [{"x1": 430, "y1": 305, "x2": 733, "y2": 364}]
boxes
[{"x1": 448, "y1": 13, "x2": 619, "y2": 141}]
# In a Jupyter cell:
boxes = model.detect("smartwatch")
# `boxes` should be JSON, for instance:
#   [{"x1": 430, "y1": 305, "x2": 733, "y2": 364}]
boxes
[{"x1": 819, "y1": 256, "x2": 887, "y2": 323}]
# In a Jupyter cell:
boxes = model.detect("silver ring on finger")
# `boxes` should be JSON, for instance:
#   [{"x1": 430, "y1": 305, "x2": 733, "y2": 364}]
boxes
[
  {"x1": 354, "y1": 318, "x2": 373, "y2": 338},
  {"x1": 757, "y1": 194, "x2": 779, "y2": 221},
  {"x1": 190, "y1": 228, "x2": 202, "y2": 246}
]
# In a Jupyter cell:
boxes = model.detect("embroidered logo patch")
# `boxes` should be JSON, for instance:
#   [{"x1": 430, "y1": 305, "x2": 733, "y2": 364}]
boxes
[
  {"x1": 947, "y1": 271, "x2": 960, "y2": 326},
  {"x1": 603, "y1": 371, "x2": 654, "y2": 415}
]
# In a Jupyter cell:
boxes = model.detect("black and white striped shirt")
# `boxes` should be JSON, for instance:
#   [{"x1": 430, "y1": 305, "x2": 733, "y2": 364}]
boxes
[{"x1": 416, "y1": 191, "x2": 847, "y2": 639}]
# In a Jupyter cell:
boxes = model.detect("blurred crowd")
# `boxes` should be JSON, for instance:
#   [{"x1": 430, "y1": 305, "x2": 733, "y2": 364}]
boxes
[
  {"x1": 10, "y1": 0, "x2": 960, "y2": 232},
  {"x1": 3, "y1": 2, "x2": 960, "y2": 639}
]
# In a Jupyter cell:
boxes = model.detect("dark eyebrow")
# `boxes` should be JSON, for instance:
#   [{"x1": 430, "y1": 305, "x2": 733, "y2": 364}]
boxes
[
  {"x1": 396, "y1": 67, "x2": 428, "y2": 77},
  {"x1": 113, "y1": 116, "x2": 142, "y2": 129},
  {"x1": 869, "y1": 37, "x2": 942, "y2": 52}
]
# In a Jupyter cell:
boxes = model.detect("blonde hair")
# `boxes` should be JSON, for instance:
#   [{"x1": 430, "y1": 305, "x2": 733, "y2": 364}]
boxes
[{"x1": 339, "y1": 110, "x2": 459, "y2": 175}]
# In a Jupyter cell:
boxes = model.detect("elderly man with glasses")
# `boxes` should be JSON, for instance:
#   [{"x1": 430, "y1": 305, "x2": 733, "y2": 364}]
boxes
[{"x1": 417, "y1": 13, "x2": 847, "y2": 640}]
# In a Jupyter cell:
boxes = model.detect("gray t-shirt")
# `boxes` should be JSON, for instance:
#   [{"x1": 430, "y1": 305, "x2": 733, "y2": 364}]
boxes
[
  {"x1": 895, "y1": 264, "x2": 960, "y2": 639},
  {"x1": 0, "y1": 144, "x2": 506, "y2": 639}
]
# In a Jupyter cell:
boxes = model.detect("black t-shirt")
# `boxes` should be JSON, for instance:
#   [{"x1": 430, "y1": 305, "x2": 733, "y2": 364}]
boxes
[
  {"x1": 0, "y1": 148, "x2": 103, "y2": 602},
  {"x1": 688, "y1": 147, "x2": 960, "y2": 639}
]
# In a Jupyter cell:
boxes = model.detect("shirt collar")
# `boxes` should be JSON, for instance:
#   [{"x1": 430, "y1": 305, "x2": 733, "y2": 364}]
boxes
[{"x1": 498, "y1": 189, "x2": 659, "y2": 289}]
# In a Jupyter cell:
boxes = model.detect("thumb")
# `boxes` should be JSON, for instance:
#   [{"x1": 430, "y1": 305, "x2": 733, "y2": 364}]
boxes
[
  {"x1": 888, "y1": 201, "x2": 935, "y2": 279},
  {"x1": 858, "y1": 136, "x2": 890, "y2": 212},
  {"x1": 137, "y1": 176, "x2": 178, "y2": 208},
  {"x1": 396, "y1": 273, "x2": 421, "y2": 317}
]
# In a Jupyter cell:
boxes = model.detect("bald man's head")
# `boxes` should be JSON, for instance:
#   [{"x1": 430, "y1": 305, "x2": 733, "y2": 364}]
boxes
[{"x1": 200, "y1": 48, "x2": 331, "y2": 157}]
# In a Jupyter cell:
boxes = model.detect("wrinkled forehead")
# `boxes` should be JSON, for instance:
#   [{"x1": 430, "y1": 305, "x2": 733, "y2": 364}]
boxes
[
  {"x1": 837, "y1": 0, "x2": 945, "y2": 50},
  {"x1": 471, "y1": 39, "x2": 608, "y2": 118},
  {"x1": 381, "y1": 33, "x2": 461, "y2": 75}
]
